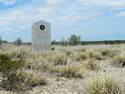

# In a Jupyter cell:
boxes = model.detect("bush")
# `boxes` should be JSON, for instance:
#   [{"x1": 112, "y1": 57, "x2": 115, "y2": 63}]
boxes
[
  {"x1": 0, "y1": 53, "x2": 24, "y2": 90},
  {"x1": 86, "y1": 76, "x2": 122, "y2": 94},
  {"x1": 113, "y1": 54, "x2": 125, "y2": 67},
  {"x1": 0, "y1": 53, "x2": 47, "y2": 91},
  {"x1": 54, "y1": 65, "x2": 83, "y2": 78}
]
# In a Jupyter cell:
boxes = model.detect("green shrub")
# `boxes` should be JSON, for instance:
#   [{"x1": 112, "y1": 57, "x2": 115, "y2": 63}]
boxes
[
  {"x1": 86, "y1": 76, "x2": 122, "y2": 94},
  {"x1": 0, "y1": 52, "x2": 24, "y2": 90},
  {"x1": 54, "y1": 65, "x2": 83, "y2": 78}
]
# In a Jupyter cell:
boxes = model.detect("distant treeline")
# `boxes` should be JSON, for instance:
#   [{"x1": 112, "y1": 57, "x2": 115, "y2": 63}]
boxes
[
  {"x1": 81, "y1": 40, "x2": 125, "y2": 45},
  {"x1": 52, "y1": 40, "x2": 125, "y2": 45},
  {"x1": 2, "y1": 40, "x2": 125, "y2": 46},
  {"x1": 1, "y1": 34, "x2": 125, "y2": 46},
  {"x1": 52, "y1": 34, "x2": 125, "y2": 45}
]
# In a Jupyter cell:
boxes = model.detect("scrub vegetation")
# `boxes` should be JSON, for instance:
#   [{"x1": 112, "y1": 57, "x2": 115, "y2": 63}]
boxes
[{"x1": 0, "y1": 44, "x2": 125, "y2": 94}]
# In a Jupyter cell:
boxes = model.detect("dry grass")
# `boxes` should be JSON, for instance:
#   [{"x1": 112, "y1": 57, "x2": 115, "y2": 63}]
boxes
[
  {"x1": 82, "y1": 59, "x2": 100, "y2": 70},
  {"x1": 113, "y1": 54, "x2": 125, "y2": 67},
  {"x1": 16, "y1": 70, "x2": 47, "y2": 88},
  {"x1": 98, "y1": 48, "x2": 120, "y2": 58},
  {"x1": 0, "y1": 44, "x2": 125, "y2": 94},
  {"x1": 85, "y1": 75, "x2": 123, "y2": 94},
  {"x1": 52, "y1": 52, "x2": 67, "y2": 65},
  {"x1": 53, "y1": 64, "x2": 83, "y2": 78},
  {"x1": 76, "y1": 49, "x2": 103, "y2": 61}
]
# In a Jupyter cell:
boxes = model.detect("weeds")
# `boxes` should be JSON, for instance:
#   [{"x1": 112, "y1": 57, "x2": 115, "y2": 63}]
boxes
[
  {"x1": 76, "y1": 50, "x2": 103, "y2": 61},
  {"x1": 83, "y1": 59, "x2": 100, "y2": 70},
  {"x1": 54, "y1": 64, "x2": 83, "y2": 78},
  {"x1": 113, "y1": 54, "x2": 125, "y2": 67},
  {"x1": 86, "y1": 75, "x2": 122, "y2": 94},
  {"x1": 52, "y1": 52, "x2": 67, "y2": 65}
]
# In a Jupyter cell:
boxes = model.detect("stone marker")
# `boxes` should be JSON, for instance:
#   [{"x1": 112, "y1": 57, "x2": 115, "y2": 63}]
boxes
[{"x1": 32, "y1": 20, "x2": 51, "y2": 51}]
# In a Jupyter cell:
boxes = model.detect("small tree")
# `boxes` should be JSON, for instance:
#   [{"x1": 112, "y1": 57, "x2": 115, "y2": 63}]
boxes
[
  {"x1": 68, "y1": 34, "x2": 81, "y2": 45},
  {"x1": 0, "y1": 37, "x2": 2, "y2": 48},
  {"x1": 15, "y1": 38, "x2": 23, "y2": 46}
]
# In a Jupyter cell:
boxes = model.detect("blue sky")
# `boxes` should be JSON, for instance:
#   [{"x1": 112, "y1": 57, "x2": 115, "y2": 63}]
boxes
[{"x1": 0, "y1": 0, "x2": 125, "y2": 42}]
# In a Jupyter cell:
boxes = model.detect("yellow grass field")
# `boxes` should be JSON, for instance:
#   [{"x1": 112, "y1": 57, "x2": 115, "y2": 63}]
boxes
[{"x1": 0, "y1": 44, "x2": 125, "y2": 94}]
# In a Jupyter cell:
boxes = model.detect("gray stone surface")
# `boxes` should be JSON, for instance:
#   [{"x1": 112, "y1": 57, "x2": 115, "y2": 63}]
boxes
[{"x1": 32, "y1": 20, "x2": 51, "y2": 51}]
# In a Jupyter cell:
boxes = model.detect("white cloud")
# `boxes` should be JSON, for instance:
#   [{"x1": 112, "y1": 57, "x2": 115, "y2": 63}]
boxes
[
  {"x1": 1, "y1": 0, "x2": 125, "y2": 35},
  {"x1": 61, "y1": 7, "x2": 100, "y2": 23},
  {"x1": 0, "y1": 0, "x2": 16, "y2": 5},
  {"x1": 116, "y1": 11, "x2": 125, "y2": 17},
  {"x1": 11, "y1": 10, "x2": 25, "y2": 17},
  {"x1": 79, "y1": 0, "x2": 125, "y2": 9},
  {"x1": 79, "y1": 0, "x2": 108, "y2": 5},
  {"x1": 62, "y1": 14, "x2": 89, "y2": 22},
  {"x1": 46, "y1": 0, "x2": 67, "y2": 5},
  {"x1": 0, "y1": 21, "x2": 11, "y2": 27}
]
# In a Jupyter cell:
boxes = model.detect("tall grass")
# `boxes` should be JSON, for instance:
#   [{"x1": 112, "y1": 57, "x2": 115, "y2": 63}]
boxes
[
  {"x1": 113, "y1": 54, "x2": 125, "y2": 67},
  {"x1": 53, "y1": 64, "x2": 83, "y2": 78},
  {"x1": 86, "y1": 75, "x2": 122, "y2": 94},
  {"x1": 83, "y1": 59, "x2": 100, "y2": 70},
  {"x1": 76, "y1": 50, "x2": 103, "y2": 61},
  {"x1": 52, "y1": 52, "x2": 67, "y2": 65}
]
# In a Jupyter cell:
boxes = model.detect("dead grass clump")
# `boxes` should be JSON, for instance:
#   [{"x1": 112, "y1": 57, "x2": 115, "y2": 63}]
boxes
[
  {"x1": 83, "y1": 59, "x2": 100, "y2": 70},
  {"x1": 26, "y1": 58, "x2": 50, "y2": 72},
  {"x1": 86, "y1": 50, "x2": 103, "y2": 60},
  {"x1": 25, "y1": 53, "x2": 50, "y2": 71},
  {"x1": 113, "y1": 54, "x2": 125, "y2": 67},
  {"x1": 76, "y1": 52, "x2": 89, "y2": 61},
  {"x1": 17, "y1": 70, "x2": 47, "y2": 88},
  {"x1": 54, "y1": 64, "x2": 83, "y2": 78},
  {"x1": 86, "y1": 76, "x2": 122, "y2": 94},
  {"x1": 52, "y1": 52, "x2": 67, "y2": 65},
  {"x1": 99, "y1": 48, "x2": 120, "y2": 58},
  {"x1": 77, "y1": 50, "x2": 103, "y2": 61},
  {"x1": 8, "y1": 46, "x2": 31, "y2": 60},
  {"x1": 64, "y1": 50, "x2": 72, "y2": 56},
  {"x1": 6, "y1": 70, "x2": 47, "y2": 91}
]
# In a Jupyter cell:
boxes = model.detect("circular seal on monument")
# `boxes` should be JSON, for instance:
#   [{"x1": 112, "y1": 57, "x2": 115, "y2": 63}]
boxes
[{"x1": 40, "y1": 25, "x2": 45, "y2": 30}]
